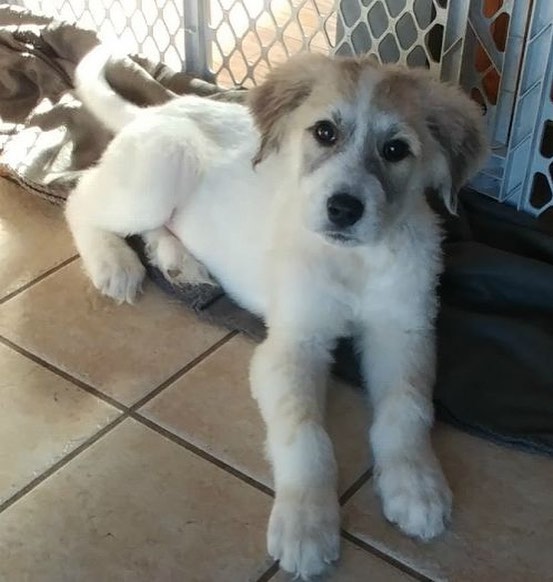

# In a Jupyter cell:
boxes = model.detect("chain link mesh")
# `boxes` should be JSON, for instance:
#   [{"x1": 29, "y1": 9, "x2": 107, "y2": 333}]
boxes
[
  {"x1": 206, "y1": 0, "x2": 336, "y2": 87},
  {"x1": 204, "y1": 0, "x2": 463, "y2": 87},
  {"x1": 20, "y1": 0, "x2": 186, "y2": 71},
  {"x1": 205, "y1": 0, "x2": 452, "y2": 87},
  {"x1": 13, "y1": 0, "x2": 553, "y2": 216}
]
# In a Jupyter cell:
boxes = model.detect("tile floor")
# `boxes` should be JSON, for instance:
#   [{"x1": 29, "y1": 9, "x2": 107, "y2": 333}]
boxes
[{"x1": 1, "y1": 176, "x2": 552, "y2": 581}]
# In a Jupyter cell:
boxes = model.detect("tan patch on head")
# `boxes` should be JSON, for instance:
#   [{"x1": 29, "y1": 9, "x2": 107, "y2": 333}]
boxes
[
  {"x1": 248, "y1": 53, "x2": 380, "y2": 164},
  {"x1": 373, "y1": 67, "x2": 489, "y2": 212},
  {"x1": 317, "y1": 55, "x2": 381, "y2": 109},
  {"x1": 333, "y1": 58, "x2": 364, "y2": 99},
  {"x1": 248, "y1": 53, "x2": 333, "y2": 164},
  {"x1": 372, "y1": 68, "x2": 425, "y2": 115}
]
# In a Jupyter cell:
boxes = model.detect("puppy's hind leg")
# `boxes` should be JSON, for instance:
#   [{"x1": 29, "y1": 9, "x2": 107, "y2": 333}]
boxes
[
  {"x1": 142, "y1": 227, "x2": 215, "y2": 287},
  {"x1": 65, "y1": 133, "x2": 197, "y2": 304}
]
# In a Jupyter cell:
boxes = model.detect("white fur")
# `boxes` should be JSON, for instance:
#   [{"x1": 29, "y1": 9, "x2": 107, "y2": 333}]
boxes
[{"x1": 66, "y1": 47, "x2": 460, "y2": 579}]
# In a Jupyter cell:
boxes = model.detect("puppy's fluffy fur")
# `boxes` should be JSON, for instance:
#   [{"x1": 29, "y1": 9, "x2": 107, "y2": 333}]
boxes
[{"x1": 66, "y1": 46, "x2": 487, "y2": 579}]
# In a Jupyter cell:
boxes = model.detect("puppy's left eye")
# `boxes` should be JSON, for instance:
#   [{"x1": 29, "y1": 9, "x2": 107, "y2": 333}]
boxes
[
  {"x1": 313, "y1": 120, "x2": 338, "y2": 146},
  {"x1": 382, "y1": 139, "x2": 410, "y2": 162}
]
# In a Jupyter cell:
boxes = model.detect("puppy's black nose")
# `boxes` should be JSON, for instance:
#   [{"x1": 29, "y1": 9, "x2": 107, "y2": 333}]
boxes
[{"x1": 327, "y1": 193, "x2": 364, "y2": 227}]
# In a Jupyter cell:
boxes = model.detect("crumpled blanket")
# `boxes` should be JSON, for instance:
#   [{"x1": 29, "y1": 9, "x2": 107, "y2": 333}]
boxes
[
  {"x1": 2, "y1": 5, "x2": 553, "y2": 457},
  {"x1": 0, "y1": 3, "x2": 245, "y2": 203}
]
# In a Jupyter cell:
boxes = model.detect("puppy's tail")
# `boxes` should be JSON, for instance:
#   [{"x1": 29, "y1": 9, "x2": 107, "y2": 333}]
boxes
[{"x1": 75, "y1": 45, "x2": 140, "y2": 133}]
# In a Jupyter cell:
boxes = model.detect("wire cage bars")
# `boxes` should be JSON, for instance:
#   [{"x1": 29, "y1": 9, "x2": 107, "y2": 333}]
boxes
[{"x1": 13, "y1": 0, "x2": 553, "y2": 216}]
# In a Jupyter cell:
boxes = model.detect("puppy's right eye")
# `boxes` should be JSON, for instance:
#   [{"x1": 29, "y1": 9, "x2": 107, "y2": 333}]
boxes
[
  {"x1": 313, "y1": 120, "x2": 338, "y2": 146},
  {"x1": 382, "y1": 139, "x2": 411, "y2": 162}
]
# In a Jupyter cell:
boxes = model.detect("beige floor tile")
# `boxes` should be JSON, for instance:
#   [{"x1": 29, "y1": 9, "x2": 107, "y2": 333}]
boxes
[
  {"x1": 142, "y1": 335, "x2": 371, "y2": 494},
  {"x1": 343, "y1": 423, "x2": 553, "y2": 581},
  {"x1": 0, "y1": 342, "x2": 119, "y2": 504},
  {"x1": 0, "y1": 178, "x2": 75, "y2": 300},
  {"x1": 0, "y1": 419, "x2": 272, "y2": 582},
  {"x1": 0, "y1": 260, "x2": 227, "y2": 405},
  {"x1": 273, "y1": 538, "x2": 413, "y2": 581}
]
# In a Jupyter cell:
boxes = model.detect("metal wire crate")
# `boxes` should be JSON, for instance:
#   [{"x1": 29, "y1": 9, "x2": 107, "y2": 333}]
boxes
[
  {"x1": 15, "y1": 0, "x2": 187, "y2": 71},
  {"x1": 12, "y1": 0, "x2": 553, "y2": 216}
]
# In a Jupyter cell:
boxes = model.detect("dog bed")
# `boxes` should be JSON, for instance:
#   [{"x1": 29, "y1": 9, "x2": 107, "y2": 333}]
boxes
[{"x1": 1, "y1": 5, "x2": 552, "y2": 457}]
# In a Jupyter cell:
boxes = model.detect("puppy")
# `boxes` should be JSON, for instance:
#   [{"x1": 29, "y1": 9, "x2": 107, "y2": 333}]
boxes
[{"x1": 66, "y1": 46, "x2": 487, "y2": 579}]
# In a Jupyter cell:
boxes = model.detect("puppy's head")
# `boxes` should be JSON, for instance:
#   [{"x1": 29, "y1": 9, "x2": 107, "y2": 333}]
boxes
[{"x1": 248, "y1": 54, "x2": 488, "y2": 246}]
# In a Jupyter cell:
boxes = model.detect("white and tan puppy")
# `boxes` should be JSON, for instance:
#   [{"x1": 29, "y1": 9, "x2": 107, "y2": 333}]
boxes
[{"x1": 66, "y1": 46, "x2": 487, "y2": 579}]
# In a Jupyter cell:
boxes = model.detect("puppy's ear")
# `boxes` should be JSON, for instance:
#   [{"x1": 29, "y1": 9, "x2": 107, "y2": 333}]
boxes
[
  {"x1": 422, "y1": 78, "x2": 489, "y2": 214},
  {"x1": 248, "y1": 54, "x2": 328, "y2": 165}
]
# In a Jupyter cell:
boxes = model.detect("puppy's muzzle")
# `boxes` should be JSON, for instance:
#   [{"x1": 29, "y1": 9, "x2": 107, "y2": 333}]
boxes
[{"x1": 327, "y1": 193, "x2": 364, "y2": 228}]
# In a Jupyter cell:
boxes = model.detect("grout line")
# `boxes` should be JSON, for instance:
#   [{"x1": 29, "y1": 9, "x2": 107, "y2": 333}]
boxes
[
  {"x1": 339, "y1": 467, "x2": 372, "y2": 506},
  {"x1": 0, "y1": 270, "x2": 248, "y2": 522},
  {"x1": 133, "y1": 413, "x2": 275, "y2": 498},
  {"x1": 130, "y1": 330, "x2": 238, "y2": 411},
  {"x1": 0, "y1": 255, "x2": 78, "y2": 306},
  {"x1": 0, "y1": 335, "x2": 128, "y2": 413},
  {"x1": 0, "y1": 329, "x2": 238, "y2": 415},
  {"x1": 0, "y1": 324, "x2": 240, "y2": 514},
  {"x1": 0, "y1": 415, "x2": 126, "y2": 515},
  {"x1": 255, "y1": 561, "x2": 279, "y2": 582},
  {"x1": 0, "y1": 321, "x2": 429, "y2": 582},
  {"x1": 341, "y1": 531, "x2": 433, "y2": 582}
]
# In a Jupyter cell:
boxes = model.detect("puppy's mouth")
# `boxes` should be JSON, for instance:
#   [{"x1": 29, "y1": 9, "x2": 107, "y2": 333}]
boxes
[{"x1": 323, "y1": 231, "x2": 360, "y2": 247}]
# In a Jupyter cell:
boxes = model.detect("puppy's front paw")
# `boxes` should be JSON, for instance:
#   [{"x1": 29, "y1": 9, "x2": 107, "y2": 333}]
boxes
[
  {"x1": 86, "y1": 245, "x2": 146, "y2": 305},
  {"x1": 376, "y1": 459, "x2": 452, "y2": 540},
  {"x1": 268, "y1": 489, "x2": 340, "y2": 580}
]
